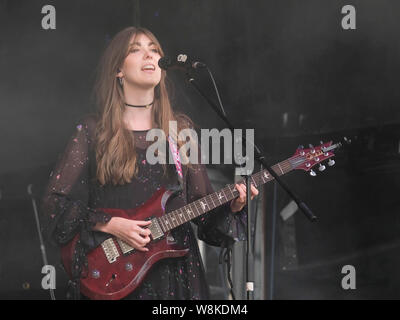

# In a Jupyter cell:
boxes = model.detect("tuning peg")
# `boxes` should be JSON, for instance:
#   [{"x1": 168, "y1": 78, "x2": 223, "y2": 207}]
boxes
[
  {"x1": 309, "y1": 169, "x2": 317, "y2": 177},
  {"x1": 344, "y1": 136, "x2": 352, "y2": 144},
  {"x1": 328, "y1": 159, "x2": 335, "y2": 166},
  {"x1": 298, "y1": 145, "x2": 304, "y2": 149},
  {"x1": 308, "y1": 144, "x2": 314, "y2": 148},
  {"x1": 318, "y1": 164, "x2": 326, "y2": 172}
]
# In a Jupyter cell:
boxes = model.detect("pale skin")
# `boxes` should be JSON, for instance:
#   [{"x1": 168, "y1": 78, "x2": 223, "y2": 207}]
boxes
[{"x1": 94, "y1": 33, "x2": 259, "y2": 251}]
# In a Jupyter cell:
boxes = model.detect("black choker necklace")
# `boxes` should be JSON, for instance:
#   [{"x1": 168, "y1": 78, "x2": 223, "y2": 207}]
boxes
[{"x1": 125, "y1": 101, "x2": 154, "y2": 109}]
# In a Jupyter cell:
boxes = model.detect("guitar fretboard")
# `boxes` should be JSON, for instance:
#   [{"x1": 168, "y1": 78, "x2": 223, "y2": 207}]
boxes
[{"x1": 157, "y1": 157, "x2": 299, "y2": 232}]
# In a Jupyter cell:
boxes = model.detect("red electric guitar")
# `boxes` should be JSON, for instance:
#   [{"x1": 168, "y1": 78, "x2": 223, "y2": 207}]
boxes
[{"x1": 61, "y1": 141, "x2": 341, "y2": 299}]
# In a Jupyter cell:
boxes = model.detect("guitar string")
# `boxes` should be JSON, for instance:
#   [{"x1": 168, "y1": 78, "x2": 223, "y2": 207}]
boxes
[
  {"x1": 159, "y1": 150, "x2": 334, "y2": 231},
  {"x1": 159, "y1": 158, "x2": 295, "y2": 231},
  {"x1": 161, "y1": 156, "x2": 311, "y2": 229}
]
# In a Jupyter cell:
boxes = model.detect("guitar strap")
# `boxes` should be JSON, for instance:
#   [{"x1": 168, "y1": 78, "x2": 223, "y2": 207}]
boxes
[{"x1": 167, "y1": 134, "x2": 184, "y2": 189}]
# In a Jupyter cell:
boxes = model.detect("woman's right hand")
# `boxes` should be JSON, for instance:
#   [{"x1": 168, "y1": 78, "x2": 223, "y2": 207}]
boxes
[{"x1": 94, "y1": 217, "x2": 152, "y2": 252}]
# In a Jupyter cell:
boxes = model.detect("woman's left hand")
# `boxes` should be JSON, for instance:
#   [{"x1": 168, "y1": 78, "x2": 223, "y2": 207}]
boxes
[{"x1": 230, "y1": 183, "x2": 259, "y2": 213}]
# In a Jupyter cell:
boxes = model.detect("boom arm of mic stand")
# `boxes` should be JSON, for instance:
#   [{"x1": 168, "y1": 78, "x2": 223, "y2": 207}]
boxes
[{"x1": 186, "y1": 75, "x2": 317, "y2": 222}]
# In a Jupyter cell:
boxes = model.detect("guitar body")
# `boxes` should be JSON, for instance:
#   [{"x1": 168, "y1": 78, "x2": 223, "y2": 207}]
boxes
[{"x1": 61, "y1": 187, "x2": 189, "y2": 300}]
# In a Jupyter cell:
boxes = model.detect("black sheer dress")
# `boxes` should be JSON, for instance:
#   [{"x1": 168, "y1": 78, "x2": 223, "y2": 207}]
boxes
[{"x1": 40, "y1": 114, "x2": 246, "y2": 300}]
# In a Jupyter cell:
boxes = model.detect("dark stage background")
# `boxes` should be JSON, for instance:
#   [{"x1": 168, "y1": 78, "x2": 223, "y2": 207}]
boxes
[{"x1": 0, "y1": 0, "x2": 399, "y2": 299}]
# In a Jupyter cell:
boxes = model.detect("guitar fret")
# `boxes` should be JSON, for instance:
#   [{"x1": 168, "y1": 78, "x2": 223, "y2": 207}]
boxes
[
  {"x1": 222, "y1": 189, "x2": 228, "y2": 202},
  {"x1": 172, "y1": 213, "x2": 178, "y2": 227},
  {"x1": 162, "y1": 216, "x2": 168, "y2": 230},
  {"x1": 225, "y1": 187, "x2": 234, "y2": 200},
  {"x1": 178, "y1": 209, "x2": 185, "y2": 224},
  {"x1": 178, "y1": 210, "x2": 185, "y2": 225},
  {"x1": 194, "y1": 203, "x2": 200, "y2": 217},
  {"x1": 251, "y1": 175, "x2": 257, "y2": 187},
  {"x1": 182, "y1": 206, "x2": 189, "y2": 220},
  {"x1": 196, "y1": 200, "x2": 202, "y2": 214},
  {"x1": 186, "y1": 204, "x2": 195, "y2": 218},
  {"x1": 161, "y1": 216, "x2": 168, "y2": 231},
  {"x1": 175, "y1": 209, "x2": 183, "y2": 225},
  {"x1": 159, "y1": 216, "x2": 167, "y2": 232},
  {"x1": 216, "y1": 191, "x2": 224, "y2": 204},
  {"x1": 229, "y1": 185, "x2": 235, "y2": 198},
  {"x1": 171, "y1": 213, "x2": 177, "y2": 227},
  {"x1": 223, "y1": 188, "x2": 232, "y2": 202},
  {"x1": 186, "y1": 207, "x2": 191, "y2": 222},
  {"x1": 199, "y1": 199, "x2": 209, "y2": 212},
  {"x1": 208, "y1": 194, "x2": 216, "y2": 209},
  {"x1": 192, "y1": 202, "x2": 200, "y2": 217},
  {"x1": 186, "y1": 208, "x2": 190, "y2": 221},
  {"x1": 171, "y1": 211, "x2": 178, "y2": 225},
  {"x1": 165, "y1": 216, "x2": 171, "y2": 230},
  {"x1": 166, "y1": 215, "x2": 172, "y2": 228}
]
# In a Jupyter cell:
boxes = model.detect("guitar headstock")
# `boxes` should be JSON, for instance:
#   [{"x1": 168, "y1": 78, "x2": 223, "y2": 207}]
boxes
[{"x1": 290, "y1": 141, "x2": 342, "y2": 176}]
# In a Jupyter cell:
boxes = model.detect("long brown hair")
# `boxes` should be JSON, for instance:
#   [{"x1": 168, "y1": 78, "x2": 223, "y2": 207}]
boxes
[{"x1": 93, "y1": 27, "x2": 192, "y2": 186}]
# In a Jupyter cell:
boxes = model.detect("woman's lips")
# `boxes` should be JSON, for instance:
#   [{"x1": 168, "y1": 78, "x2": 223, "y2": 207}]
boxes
[{"x1": 141, "y1": 64, "x2": 156, "y2": 73}]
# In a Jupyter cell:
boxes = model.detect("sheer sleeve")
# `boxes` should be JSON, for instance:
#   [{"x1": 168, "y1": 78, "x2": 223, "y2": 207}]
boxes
[
  {"x1": 40, "y1": 115, "x2": 111, "y2": 249},
  {"x1": 186, "y1": 145, "x2": 247, "y2": 248}
]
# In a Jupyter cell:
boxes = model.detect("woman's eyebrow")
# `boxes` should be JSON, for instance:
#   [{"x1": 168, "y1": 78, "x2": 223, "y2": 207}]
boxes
[{"x1": 130, "y1": 41, "x2": 156, "y2": 47}]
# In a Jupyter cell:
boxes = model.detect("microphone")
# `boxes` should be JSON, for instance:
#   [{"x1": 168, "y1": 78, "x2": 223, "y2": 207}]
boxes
[{"x1": 158, "y1": 54, "x2": 206, "y2": 70}]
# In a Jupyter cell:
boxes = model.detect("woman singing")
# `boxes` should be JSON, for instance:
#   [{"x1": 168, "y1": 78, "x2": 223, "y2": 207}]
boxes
[{"x1": 40, "y1": 26, "x2": 258, "y2": 300}]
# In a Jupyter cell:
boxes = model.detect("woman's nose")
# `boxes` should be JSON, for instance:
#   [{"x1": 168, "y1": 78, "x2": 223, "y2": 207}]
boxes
[{"x1": 143, "y1": 49, "x2": 154, "y2": 60}]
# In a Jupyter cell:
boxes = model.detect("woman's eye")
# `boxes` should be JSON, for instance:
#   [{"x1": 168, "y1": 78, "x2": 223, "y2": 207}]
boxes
[{"x1": 151, "y1": 49, "x2": 159, "y2": 53}]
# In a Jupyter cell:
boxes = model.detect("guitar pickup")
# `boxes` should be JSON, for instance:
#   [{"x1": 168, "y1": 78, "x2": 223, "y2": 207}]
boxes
[
  {"x1": 116, "y1": 238, "x2": 135, "y2": 255},
  {"x1": 101, "y1": 238, "x2": 120, "y2": 264},
  {"x1": 148, "y1": 217, "x2": 164, "y2": 241}
]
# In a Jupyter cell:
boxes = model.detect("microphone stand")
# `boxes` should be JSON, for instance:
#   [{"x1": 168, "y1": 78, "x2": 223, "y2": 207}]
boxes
[
  {"x1": 184, "y1": 70, "x2": 317, "y2": 300},
  {"x1": 27, "y1": 184, "x2": 56, "y2": 300}
]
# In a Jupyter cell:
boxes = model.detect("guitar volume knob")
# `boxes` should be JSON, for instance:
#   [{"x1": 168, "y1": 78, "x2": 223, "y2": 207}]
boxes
[
  {"x1": 125, "y1": 263, "x2": 133, "y2": 272},
  {"x1": 91, "y1": 270, "x2": 100, "y2": 279}
]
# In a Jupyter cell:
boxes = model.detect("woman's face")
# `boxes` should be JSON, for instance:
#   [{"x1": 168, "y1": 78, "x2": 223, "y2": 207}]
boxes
[{"x1": 119, "y1": 33, "x2": 162, "y2": 90}]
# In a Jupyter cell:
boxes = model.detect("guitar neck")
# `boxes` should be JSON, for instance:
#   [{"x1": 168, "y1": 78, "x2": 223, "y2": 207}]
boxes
[{"x1": 157, "y1": 157, "x2": 296, "y2": 233}]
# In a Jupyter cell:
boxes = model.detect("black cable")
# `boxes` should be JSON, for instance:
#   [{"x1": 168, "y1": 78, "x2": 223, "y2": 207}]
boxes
[
  {"x1": 219, "y1": 245, "x2": 235, "y2": 300},
  {"x1": 252, "y1": 163, "x2": 263, "y2": 253},
  {"x1": 205, "y1": 66, "x2": 227, "y2": 117}
]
